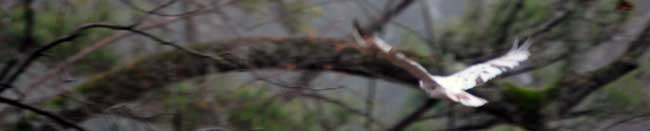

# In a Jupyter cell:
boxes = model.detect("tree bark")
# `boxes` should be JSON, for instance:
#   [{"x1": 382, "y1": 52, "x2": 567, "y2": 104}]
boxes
[{"x1": 42, "y1": 37, "x2": 433, "y2": 125}]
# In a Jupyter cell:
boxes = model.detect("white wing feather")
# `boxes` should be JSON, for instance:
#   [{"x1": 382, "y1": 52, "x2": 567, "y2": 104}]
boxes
[
  {"x1": 361, "y1": 32, "x2": 531, "y2": 107},
  {"x1": 442, "y1": 40, "x2": 531, "y2": 90},
  {"x1": 428, "y1": 40, "x2": 531, "y2": 107}
]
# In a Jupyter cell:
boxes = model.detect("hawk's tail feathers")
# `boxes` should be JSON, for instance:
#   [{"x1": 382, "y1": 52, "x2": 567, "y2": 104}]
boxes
[
  {"x1": 418, "y1": 80, "x2": 488, "y2": 107},
  {"x1": 442, "y1": 88, "x2": 488, "y2": 107}
]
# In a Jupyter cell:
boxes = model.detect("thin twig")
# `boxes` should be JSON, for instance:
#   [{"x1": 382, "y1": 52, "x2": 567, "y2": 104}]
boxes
[
  {"x1": 419, "y1": 0, "x2": 442, "y2": 53},
  {"x1": 527, "y1": 10, "x2": 573, "y2": 39},
  {"x1": 364, "y1": 79, "x2": 376, "y2": 130},
  {"x1": 118, "y1": 0, "x2": 205, "y2": 17},
  {"x1": 23, "y1": 12, "x2": 207, "y2": 93},
  {"x1": 602, "y1": 113, "x2": 650, "y2": 130},
  {"x1": 360, "y1": 0, "x2": 415, "y2": 34},
  {"x1": 434, "y1": 119, "x2": 499, "y2": 131},
  {"x1": 461, "y1": 7, "x2": 573, "y2": 63},
  {"x1": 18, "y1": 0, "x2": 35, "y2": 52},
  {"x1": 255, "y1": 76, "x2": 344, "y2": 91},
  {"x1": 0, "y1": 96, "x2": 86, "y2": 131},
  {"x1": 389, "y1": 99, "x2": 439, "y2": 131},
  {"x1": 493, "y1": 0, "x2": 524, "y2": 45},
  {"x1": 0, "y1": 0, "x2": 34, "y2": 87},
  {"x1": 447, "y1": 103, "x2": 456, "y2": 130},
  {"x1": 555, "y1": 14, "x2": 650, "y2": 114},
  {"x1": 299, "y1": 93, "x2": 387, "y2": 129},
  {"x1": 354, "y1": 23, "x2": 444, "y2": 97},
  {"x1": 0, "y1": 60, "x2": 17, "y2": 81},
  {"x1": 0, "y1": 23, "x2": 229, "y2": 93}
]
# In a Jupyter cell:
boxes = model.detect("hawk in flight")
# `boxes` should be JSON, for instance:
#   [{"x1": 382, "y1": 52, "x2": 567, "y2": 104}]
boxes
[{"x1": 354, "y1": 32, "x2": 531, "y2": 107}]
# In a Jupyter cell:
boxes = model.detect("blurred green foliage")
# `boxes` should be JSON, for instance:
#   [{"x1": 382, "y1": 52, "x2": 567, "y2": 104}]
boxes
[
  {"x1": 0, "y1": 0, "x2": 118, "y2": 73},
  {"x1": 591, "y1": 70, "x2": 647, "y2": 113},
  {"x1": 5, "y1": 0, "x2": 647, "y2": 130},
  {"x1": 234, "y1": 0, "x2": 267, "y2": 13},
  {"x1": 234, "y1": 0, "x2": 322, "y2": 34},
  {"x1": 500, "y1": 81, "x2": 557, "y2": 112},
  {"x1": 434, "y1": 0, "x2": 630, "y2": 60},
  {"x1": 399, "y1": 0, "x2": 643, "y2": 129},
  {"x1": 155, "y1": 81, "x2": 353, "y2": 131},
  {"x1": 225, "y1": 88, "x2": 316, "y2": 130}
]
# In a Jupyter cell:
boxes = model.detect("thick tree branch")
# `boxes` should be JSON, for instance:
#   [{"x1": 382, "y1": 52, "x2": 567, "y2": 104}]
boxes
[
  {"x1": 31, "y1": 38, "x2": 429, "y2": 128},
  {"x1": 554, "y1": 16, "x2": 650, "y2": 116},
  {"x1": 353, "y1": 0, "x2": 445, "y2": 98},
  {"x1": 353, "y1": 24, "x2": 442, "y2": 96}
]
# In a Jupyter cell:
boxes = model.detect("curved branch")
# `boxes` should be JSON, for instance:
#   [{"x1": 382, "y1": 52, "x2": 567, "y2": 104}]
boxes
[
  {"x1": 493, "y1": 0, "x2": 524, "y2": 45},
  {"x1": 602, "y1": 113, "x2": 650, "y2": 130},
  {"x1": 389, "y1": 99, "x2": 439, "y2": 131},
  {"x1": 42, "y1": 37, "x2": 430, "y2": 125},
  {"x1": 357, "y1": 0, "x2": 415, "y2": 34},
  {"x1": 0, "y1": 23, "x2": 227, "y2": 93},
  {"x1": 0, "y1": 97, "x2": 85, "y2": 131},
  {"x1": 118, "y1": 0, "x2": 206, "y2": 17},
  {"x1": 553, "y1": 16, "x2": 650, "y2": 115}
]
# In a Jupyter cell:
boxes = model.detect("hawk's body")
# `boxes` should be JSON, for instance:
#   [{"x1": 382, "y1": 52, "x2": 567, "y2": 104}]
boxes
[
  {"x1": 355, "y1": 30, "x2": 531, "y2": 107},
  {"x1": 424, "y1": 43, "x2": 531, "y2": 107}
]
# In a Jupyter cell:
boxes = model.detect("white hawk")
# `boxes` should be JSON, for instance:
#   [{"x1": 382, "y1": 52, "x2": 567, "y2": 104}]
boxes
[{"x1": 355, "y1": 33, "x2": 531, "y2": 107}]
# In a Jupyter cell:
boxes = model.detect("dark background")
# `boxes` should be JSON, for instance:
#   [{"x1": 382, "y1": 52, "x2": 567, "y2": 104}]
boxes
[{"x1": 1, "y1": 0, "x2": 649, "y2": 131}]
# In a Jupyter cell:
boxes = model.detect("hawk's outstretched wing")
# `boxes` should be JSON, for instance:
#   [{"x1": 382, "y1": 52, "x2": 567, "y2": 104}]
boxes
[
  {"x1": 443, "y1": 40, "x2": 532, "y2": 90},
  {"x1": 429, "y1": 40, "x2": 531, "y2": 107},
  {"x1": 354, "y1": 28, "x2": 531, "y2": 107}
]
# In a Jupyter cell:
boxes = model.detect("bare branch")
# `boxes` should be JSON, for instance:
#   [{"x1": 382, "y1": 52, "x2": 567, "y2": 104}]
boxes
[
  {"x1": 0, "y1": 0, "x2": 35, "y2": 90},
  {"x1": 27, "y1": 38, "x2": 426, "y2": 128},
  {"x1": 554, "y1": 15, "x2": 650, "y2": 116},
  {"x1": 602, "y1": 113, "x2": 650, "y2": 130},
  {"x1": 493, "y1": 0, "x2": 525, "y2": 45},
  {"x1": 252, "y1": 74, "x2": 344, "y2": 91},
  {"x1": 459, "y1": 4, "x2": 574, "y2": 63},
  {"x1": 118, "y1": 0, "x2": 206, "y2": 17},
  {"x1": 0, "y1": 23, "x2": 229, "y2": 93},
  {"x1": 351, "y1": 2, "x2": 448, "y2": 129},
  {"x1": 527, "y1": 10, "x2": 573, "y2": 39},
  {"x1": 23, "y1": 12, "x2": 208, "y2": 93},
  {"x1": 18, "y1": 0, "x2": 35, "y2": 52},
  {"x1": 434, "y1": 119, "x2": 499, "y2": 131},
  {"x1": 0, "y1": 60, "x2": 17, "y2": 81},
  {"x1": 0, "y1": 96, "x2": 85, "y2": 131},
  {"x1": 298, "y1": 93, "x2": 388, "y2": 129},
  {"x1": 359, "y1": 0, "x2": 415, "y2": 34},
  {"x1": 353, "y1": 23, "x2": 442, "y2": 96},
  {"x1": 389, "y1": 99, "x2": 439, "y2": 131}
]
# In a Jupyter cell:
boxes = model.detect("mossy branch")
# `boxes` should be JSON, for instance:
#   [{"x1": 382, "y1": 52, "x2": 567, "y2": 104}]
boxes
[{"x1": 44, "y1": 37, "x2": 432, "y2": 124}]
